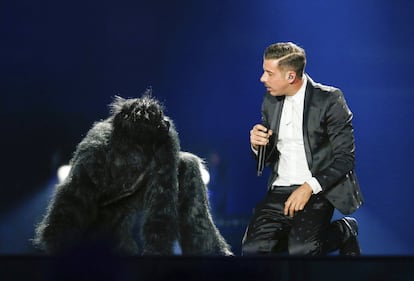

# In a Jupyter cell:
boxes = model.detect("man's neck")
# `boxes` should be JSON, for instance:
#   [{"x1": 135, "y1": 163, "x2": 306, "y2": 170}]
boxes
[{"x1": 286, "y1": 76, "x2": 305, "y2": 96}]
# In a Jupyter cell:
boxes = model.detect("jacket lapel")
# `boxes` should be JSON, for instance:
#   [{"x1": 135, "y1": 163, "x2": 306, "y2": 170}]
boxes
[{"x1": 270, "y1": 95, "x2": 284, "y2": 135}]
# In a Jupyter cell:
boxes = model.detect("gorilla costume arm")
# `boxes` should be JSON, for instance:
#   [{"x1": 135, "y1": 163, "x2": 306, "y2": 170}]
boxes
[
  {"x1": 138, "y1": 125, "x2": 181, "y2": 255},
  {"x1": 33, "y1": 121, "x2": 110, "y2": 254},
  {"x1": 177, "y1": 152, "x2": 232, "y2": 256}
]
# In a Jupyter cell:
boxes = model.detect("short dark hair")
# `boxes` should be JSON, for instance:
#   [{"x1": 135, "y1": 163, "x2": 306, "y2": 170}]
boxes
[{"x1": 264, "y1": 42, "x2": 306, "y2": 77}]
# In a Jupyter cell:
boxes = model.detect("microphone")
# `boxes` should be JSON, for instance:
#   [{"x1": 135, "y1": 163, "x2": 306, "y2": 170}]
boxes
[
  {"x1": 257, "y1": 144, "x2": 266, "y2": 176},
  {"x1": 256, "y1": 120, "x2": 269, "y2": 177}
]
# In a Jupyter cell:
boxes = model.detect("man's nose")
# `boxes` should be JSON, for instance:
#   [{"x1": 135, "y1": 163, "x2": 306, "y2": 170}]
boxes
[{"x1": 260, "y1": 73, "x2": 266, "y2": 83}]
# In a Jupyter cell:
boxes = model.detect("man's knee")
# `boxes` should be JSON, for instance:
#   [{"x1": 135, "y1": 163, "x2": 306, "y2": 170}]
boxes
[
  {"x1": 242, "y1": 239, "x2": 276, "y2": 256},
  {"x1": 242, "y1": 238, "x2": 288, "y2": 256},
  {"x1": 288, "y1": 240, "x2": 323, "y2": 256}
]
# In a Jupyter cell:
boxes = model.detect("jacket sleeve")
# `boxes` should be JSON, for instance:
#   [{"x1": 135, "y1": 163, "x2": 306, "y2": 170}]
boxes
[
  {"x1": 261, "y1": 97, "x2": 280, "y2": 167},
  {"x1": 250, "y1": 99, "x2": 270, "y2": 160},
  {"x1": 314, "y1": 89, "x2": 356, "y2": 190}
]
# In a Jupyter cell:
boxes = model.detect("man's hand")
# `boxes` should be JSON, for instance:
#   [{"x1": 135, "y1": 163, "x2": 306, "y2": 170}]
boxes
[
  {"x1": 284, "y1": 183, "x2": 313, "y2": 217},
  {"x1": 250, "y1": 124, "x2": 273, "y2": 150}
]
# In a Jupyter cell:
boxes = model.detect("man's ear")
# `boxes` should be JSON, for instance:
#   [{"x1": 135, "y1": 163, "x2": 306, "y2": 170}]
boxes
[{"x1": 287, "y1": 71, "x2": 296, "y2": 82}]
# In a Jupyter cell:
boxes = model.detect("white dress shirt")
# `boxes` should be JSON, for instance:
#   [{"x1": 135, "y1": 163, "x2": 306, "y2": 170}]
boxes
[{"x1": 272, "y1": 76, "x2": 322, "y2": 194}]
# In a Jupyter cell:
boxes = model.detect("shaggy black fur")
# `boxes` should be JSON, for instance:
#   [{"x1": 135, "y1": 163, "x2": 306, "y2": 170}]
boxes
[{"x1": 33, "y1": 92, "x2": 232, "y2": 256}]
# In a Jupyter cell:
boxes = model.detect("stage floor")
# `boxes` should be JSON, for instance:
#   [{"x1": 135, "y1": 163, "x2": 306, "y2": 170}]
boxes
[{"x1": 1, "y1": 255, "x2": 413, "y2": 281}]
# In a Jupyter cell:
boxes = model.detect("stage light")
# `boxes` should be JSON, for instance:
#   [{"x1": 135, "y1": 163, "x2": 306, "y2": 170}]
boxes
[
  {"x1": 199, "y1": 162, "x2": 210, "y2": 185},
  {"x1": 57, "y1": 164, "x2": 71, "y2": 183},
  {"x1": 57, "y1": 163, "x2": 210, "y2": 185}
]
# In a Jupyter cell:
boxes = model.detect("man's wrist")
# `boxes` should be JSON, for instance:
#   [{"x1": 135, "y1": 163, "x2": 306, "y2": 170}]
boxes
[
  {"x1": 306, "y1": 177, "x2": 322, "y2": 194},
  {"x1": 251, "y1": 145, "x2": 258, "y2": 155}
]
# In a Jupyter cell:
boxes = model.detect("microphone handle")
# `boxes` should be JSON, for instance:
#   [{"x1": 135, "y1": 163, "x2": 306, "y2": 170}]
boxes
[{"x1": 257, "y1": 145, "x2": 266, "y2": 176}]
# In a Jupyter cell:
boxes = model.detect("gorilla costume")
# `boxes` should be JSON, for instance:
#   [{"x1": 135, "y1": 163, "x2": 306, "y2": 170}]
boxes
[{"x1": 33, "y1": 92, "x2": 232, "y2": 256}]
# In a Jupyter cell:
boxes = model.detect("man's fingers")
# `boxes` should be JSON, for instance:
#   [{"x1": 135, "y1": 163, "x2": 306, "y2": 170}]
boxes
[
  {"x1": 251, "y1": 129, "x2": 269, "y2": 139},
  {"x1": 254, "y1": 124, "x2": 268, "y2": 132},
  {"x1": 289, "y1": 207, "x2": 294, "y2": 218},
  {"x1": 288, "y1": 203, "x2": 298, "y2": 217},
  {"x1": 251, "y1": 124, "x2": 273, "y2": 146},
  {"x1": 284, "y1": 201, "x2": 290, "y2": 216},
  {"x1": 285, "y1": 199, "x2": 305, "y2": 217},
  {"x1": 250, "y1": 129, "x2": 270, "y2": 146}
]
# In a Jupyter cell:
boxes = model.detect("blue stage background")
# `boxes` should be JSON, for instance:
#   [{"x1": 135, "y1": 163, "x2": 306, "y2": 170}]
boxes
[{"x1": 1, "y1": 0, "x2": 413, "y2": 256}]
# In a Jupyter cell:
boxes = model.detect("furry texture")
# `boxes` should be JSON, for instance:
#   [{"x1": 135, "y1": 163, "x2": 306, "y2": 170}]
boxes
[{"x1": 33, "y1": 92, "x2": 232, "y2": 256}]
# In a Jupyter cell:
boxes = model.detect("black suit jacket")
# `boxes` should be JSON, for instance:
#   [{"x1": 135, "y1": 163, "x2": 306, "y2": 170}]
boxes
[{"x1": 261, "y1": 75, "x2": 363, "y2": 214}]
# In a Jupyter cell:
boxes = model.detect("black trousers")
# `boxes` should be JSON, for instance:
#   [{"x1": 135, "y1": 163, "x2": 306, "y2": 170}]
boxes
[{"x1": 242, "y1": 185, "x2": 343, "y2": 256}]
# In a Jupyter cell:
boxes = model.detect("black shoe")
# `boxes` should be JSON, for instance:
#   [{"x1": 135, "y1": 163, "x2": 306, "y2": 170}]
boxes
[{"x1": 337, "y1": 217, "x2": 361, "y2": 256}]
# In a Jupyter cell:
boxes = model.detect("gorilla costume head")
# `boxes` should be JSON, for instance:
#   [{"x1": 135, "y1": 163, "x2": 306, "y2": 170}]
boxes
[{"x1": 110, "y1": 93, "x2": 171, "y2": 145}]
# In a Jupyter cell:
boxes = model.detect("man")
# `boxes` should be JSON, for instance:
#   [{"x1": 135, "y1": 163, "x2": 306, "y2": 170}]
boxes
[{"x1": 242, "y1": 42, "x2": 363, "y2": 256}]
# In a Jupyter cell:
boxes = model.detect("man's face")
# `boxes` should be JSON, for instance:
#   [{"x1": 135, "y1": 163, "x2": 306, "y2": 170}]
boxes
[{"x1": 260, "y1": 59, "x2": 290, "y2": 96}]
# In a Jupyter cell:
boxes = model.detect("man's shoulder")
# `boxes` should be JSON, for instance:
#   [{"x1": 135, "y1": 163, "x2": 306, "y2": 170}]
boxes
[
  {"x1": 306, "y1": 76, "x2": 345, "y2": 106},
  {"x1": 307, "y1": 75, "x2": 341, "y2": 94}
]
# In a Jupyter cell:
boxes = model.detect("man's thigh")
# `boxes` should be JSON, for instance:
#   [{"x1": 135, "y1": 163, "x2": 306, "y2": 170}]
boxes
[
  {"x1": 242, "y1": 190, "x2": 292, "y2": 255},
  {"x1": 288, "y1": 194, "x2": 334, "y2": 256}
]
